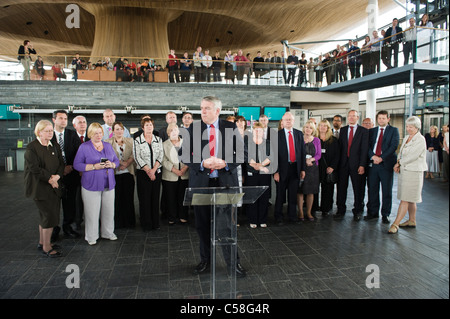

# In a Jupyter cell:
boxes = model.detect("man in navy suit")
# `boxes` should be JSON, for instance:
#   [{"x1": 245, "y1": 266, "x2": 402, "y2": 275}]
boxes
[
  {"x1": 180, "y1": 96, "x2": 246, "y2": 277},
  {"x1": 335, "y1": 109, "x2": 369, "y2": 221},
  {"x1": 51, "y1": 110, "x2": 82, "y2": 240},
  {"x1": 365, "y1": 110, "x2": 400, "y2": 223},
  {"x1": 273, "y1": 112, "x2": 306, "y2": 225}
]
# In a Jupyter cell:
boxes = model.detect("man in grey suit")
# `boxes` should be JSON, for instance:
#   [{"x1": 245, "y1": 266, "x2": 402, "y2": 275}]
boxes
[{"x1": 180, "y1": 96, "x2": 246, "y2": 277}]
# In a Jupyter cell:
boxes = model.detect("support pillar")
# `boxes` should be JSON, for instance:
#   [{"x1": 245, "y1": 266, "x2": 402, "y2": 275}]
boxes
[{"x1": 366, "y1": 0, "x2": 378, "y2": 122}]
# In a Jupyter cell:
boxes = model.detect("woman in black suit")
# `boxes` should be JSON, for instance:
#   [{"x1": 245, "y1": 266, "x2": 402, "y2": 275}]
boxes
[
  {"x1": 244, "y1": 122, "x2": 274, "y2": 228},
  {"x1": 24, "y1": 120, "x2": 65, "y2": 257},
  {"x1": 317, "y1": 120, "x2": 340, "y2": 216}
]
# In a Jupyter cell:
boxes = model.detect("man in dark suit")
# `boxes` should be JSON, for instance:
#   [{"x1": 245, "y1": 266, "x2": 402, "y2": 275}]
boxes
[
  {"x1": 273, "y1": 112, "x2": 306, "y2": 225},
  {"x1": 158, "y1": 111, "x2": 177, "y2": 142},
  {"x1": 51, "y1": 110, "x2": 82, "y2": 240},
  {"x1": 180, "y1": 96, "x2": 246, "y2": 277},
  {"x1": 385, "y1": 18, "x2": 403, "y2": 68},
  {"x1": 335, "y1": 109, "x2": 369, "y2": 221},
  {"x1": 365, "y1": 111, "x2": 400, "y2": 223}
]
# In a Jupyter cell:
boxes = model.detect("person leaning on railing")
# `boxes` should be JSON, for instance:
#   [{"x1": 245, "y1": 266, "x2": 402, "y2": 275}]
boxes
[
  {"x1": 18, "y1": 40, "x2": 37, "y2": 80},
  {"x1": 361, "y1": 35, "x2": 372, "y2": 76},
  {"x1": 403, "y1": 17, "x2": 417, "y2": 65}
]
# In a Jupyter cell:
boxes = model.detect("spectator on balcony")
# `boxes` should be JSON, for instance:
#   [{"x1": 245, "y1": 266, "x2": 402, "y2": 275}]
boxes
[
  {"x1": 234, "y1": 49, "x2": 249, "y2": 84},
  {"x1": 253, "y1": 51, "x2": 265, "y2": 83},
  {"x1": 51, "y1": 62, "x2": 66, "y2": 81},
  {"x1": 34, "y1": 56, "x2": 45, "y2": 80},
  {"x1": 18, "y1": 40, "x2": 37, "y2": 80},
  {"x1": 71, "y1": 53, "x2": 84, "y2": 81},
  {"x1": 224, "y1": 49, "x2": 235, "y2": 84},
  {"x1": 168, "y1": 49, "x2": 180, "y2": 83},
  {"x1": 361, "y1": 35, "x2": 372, "y2": 76},
  {"x1": 314, "y1": 55, "x2": 324, "y2": 87},
  {"x1": 417, "y1": 13, "x2": 434, "y2": 63},
  {"x1": 322, "y1": 53, "x2": 332, "y2": 85},
  {"x1": 380, "y1": 30, "x2": 392, "y2": 70},
  {"x1": 385, "y1": 18, "x2": 403, "y2": 68},
  {"x1": 212, "y1": 51, "x2": 222, "y2": 82},
  {"x1": 336, "y1": 46, "x2": 348, "y2": 82},
  {"x1": 348, "y1": 40, "x2": 361, "y2": 79},
  {"x1": 271, "y1": 50, "x2": 283, "y2": 84},
  {"x1": 180, "y1": 51, "x2": 192, "y2": 82},
  {"x1": 202, "y1": 49, "x2": 213, "y2": 82},
  {"x1": 403, "y1": 17, "x2": 417, "y2": 65},
  {"x1": 297, "y1": 53, "x2": 307, "y2": 87},
  {"x1": 141, "y1": 58, "x2": 155, "y2": 82},
  {"x1": 286, "y1": 50, "x2": 298, "y2": 86},
  {"x1": 307, "y1": 57, "x2": 315, "y2": 87},
  {"x1": 103, "y1": 57, "x2": 114, "y2": 70},
  {"x1": 193, "y1": 50, "x2": 203, "y2": 83}
]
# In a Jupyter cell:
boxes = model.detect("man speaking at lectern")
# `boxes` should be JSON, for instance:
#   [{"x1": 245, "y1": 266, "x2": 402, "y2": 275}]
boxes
[{"x1": 180, "y1": 96, "x2": 247, "y2": 278}]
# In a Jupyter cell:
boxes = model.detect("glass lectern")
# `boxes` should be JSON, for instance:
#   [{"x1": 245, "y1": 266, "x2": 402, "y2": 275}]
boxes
[{"x1": 184, "y1": 185, "x2": 269, "y2": 299}]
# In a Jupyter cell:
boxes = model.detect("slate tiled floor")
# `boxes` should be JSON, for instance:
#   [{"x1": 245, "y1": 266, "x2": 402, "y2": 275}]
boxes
[{"x1": 0, "y1": 171, "x2": 448, "y2": 299}]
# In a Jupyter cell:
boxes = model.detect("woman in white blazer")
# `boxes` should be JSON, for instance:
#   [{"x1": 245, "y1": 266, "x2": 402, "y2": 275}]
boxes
[
  {"x1": 133, "y1": 117, "x2": 163, "y2": 231},
  {"x1": 162, "y1": 123, "x2": 189, "y2": 225},
  {"x1": 389, "y1": 116, "x2": 427, "y2": 234}
]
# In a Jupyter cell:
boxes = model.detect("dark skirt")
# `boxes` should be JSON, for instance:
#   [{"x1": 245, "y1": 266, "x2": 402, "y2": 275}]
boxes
[{"x1": 34, "y1": 190, "x2": 61, "y2": 228}]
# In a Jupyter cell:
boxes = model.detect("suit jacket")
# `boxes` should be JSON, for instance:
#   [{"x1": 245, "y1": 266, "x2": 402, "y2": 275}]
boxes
[
  {"x1": 368, "y1": 125, "x2": 400, "y2": 169},
  {"x1": 24, "y1": 139, "x2": 64, "y2": 200},
  {"x1": 106, "y1": 137, "x2": 136, "y2": 176},
  {"x1": 338, "y1": 125, "x2": 369, "y2": 171},
  {"x1": 276, "y1": 128, "x2": 306, "y2": 182},
  {"x1": 51, "y1": 128, "x2": 82, "y2": 185},
  {"x1": 385, "y1": 26, "x2": 404, "y2": 43},
  {"x1": 180, "y1": 119, "x2": 244, "y2": 188},
  {"x1": 398, "y1": 133, "x2": 428, "y2": 172}
]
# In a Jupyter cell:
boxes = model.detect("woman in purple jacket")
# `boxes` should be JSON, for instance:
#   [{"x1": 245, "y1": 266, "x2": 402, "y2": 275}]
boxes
[
  {"x1": 73, "y1": 122, "x2": 120, "y2": 245},
  {"x1": 297, "y1": 120, "x2": 322, "y2": 221}
]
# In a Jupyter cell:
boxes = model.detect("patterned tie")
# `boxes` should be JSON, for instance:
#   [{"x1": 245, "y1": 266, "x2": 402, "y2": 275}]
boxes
[
  {"x1": 108, "y1": 127, "x2": 113, "y2": 138},
  {"x1": 347, "y1": 126, "x2": 354, "y2": 157},
  {"x1": 288, "y1": 131, "x2": 296, "y2": 162},
  {"x1": 375, "y1": 128, "x2": 384, "y2": 157},
  {"x1": 59, "y1": 132, "x2": 66, "y2": 164},
  {"x1": 209, "y1": 124, "x2": 216, "y2": 174},
  {"x1": 80, "y1": 135, "x2": 84, "y2": 143}
]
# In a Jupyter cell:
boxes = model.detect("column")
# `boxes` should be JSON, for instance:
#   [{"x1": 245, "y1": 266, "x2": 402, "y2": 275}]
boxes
[{"x1": 365, "y1": 0, "x2": 378, "y2": 122}]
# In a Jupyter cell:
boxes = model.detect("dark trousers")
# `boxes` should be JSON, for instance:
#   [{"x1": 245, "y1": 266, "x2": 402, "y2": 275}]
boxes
[
  {"x1": 320, "y1": 181, "x2": 335, "y2": 213},
  {"x1": 61, "y1": 175, "x2": 79, "y2": 232},
  {"x1": 297, "y1": 69, "x2": 306, "y2": 86},
  {"x1": 388, "y1": 42, "x2": 400, "y2": 68},
  {"x1": 114, "y1": 173, "x2": 136, "y2": 228},
  {"x1": 180, "y1": 69, "x2": 190, "y2": 82},
  {"x1": 136, "y1": 170, "x2": 161, "y2": 230},
  {"x1": 168, "y1": 66, "x2": 179, "y2": 83},
  {"x1": 194, "y1": 178, "x2": 240, "y2": 265},
  {"x1": 337, "y1": 163, "x2": 366, "y2": 215},
  {"x1": 244, "y1": 173, "x2": 271, "y2": 224},
  {"x1": 371, "y1": 51, "x2": 381, "y2": 73},
  {"x1": 162, "y1": 179, "x2": 189, "y2": 222},
  {"x1": 348, "y1": 63, "x2": 361, "y2": 79},
  {"x1": 403, "y1": 41, "x2": 417, "y2": 65},
  {"x1": 213, "y1": 67, "x2": 221, "y2": 82},
  {"x1": 275, "y1": 163, "x2": 299, "y2": 222},
  {"x1": 367, "y1": 164, "x2": 394, "y2": 217},
  {"x1": 287, "y1": 68, "x2": 296, "y2": 85}
]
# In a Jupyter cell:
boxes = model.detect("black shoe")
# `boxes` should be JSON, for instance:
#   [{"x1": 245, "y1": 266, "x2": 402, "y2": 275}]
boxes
[
  {"x1": 364, "y1": 214, "x2": 379, "y2": 221},
  {"x1": 353, "y1": 213, "x2": 362, "y2": 221},
  {"x1": 193, "y1": 261, "x2": 210, "y2": 275},
  {"x1": 333, "y1": 213, "x2": 345, "y2": 220},
  {"x1": 64, "y1": 228, "x2": 80, "y2": 239},
  {"x1": 236, "y1": 263, "x2": 247, "y2": 278},
  {"x1": 382, "y1": 216, "x2": 390, "y2": 224}
]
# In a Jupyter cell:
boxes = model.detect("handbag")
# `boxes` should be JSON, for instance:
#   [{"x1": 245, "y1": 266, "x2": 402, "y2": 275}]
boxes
[{"x1": 322, "y1": 156, "x2": 338, "y2": 184}]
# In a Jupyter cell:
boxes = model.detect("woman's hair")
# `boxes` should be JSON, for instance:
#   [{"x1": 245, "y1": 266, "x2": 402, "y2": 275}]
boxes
[
  {"x1": 235, "y1": 115, "x2": 247, "y2": 130},
  {"x1": 112, "y1": 121, "x2": 124, "y2": 131},
  {"x1": 141, "y1": 117, "x2": 154, "y2": 129},
  {"x1": 318, "y1": 119, "x2": 333, "y2": 141},
  {"x1": 226, "y1": 115, "x2": 236, "y2": 122},
  {"x1": 420, "y1": 14, "x2": 429, "y2": 26},
  {"x1": 87, "y1": 122, "x2": 103, "y2": 139},
  {"x1": 278, "y1": 119, "x2": 283, "y2": 130},
  {"x1": 429, "y1": 125, "x2": 438, "y2": 137},
  {"x1": 34, "y1": 120, "x2": 53, "y2": 137},
  {"x1": 405, "y1": 116, "x2": 421, "y2": 130},
  {"x1": 166, "y1": 122, "x2": 179, "y2": 135},
  {"x1": 302, "y1": 120, "x2": 317, "y2": 136},
  {"x1": 252, "y1": 121, "x2": 264, "y2": 130}
]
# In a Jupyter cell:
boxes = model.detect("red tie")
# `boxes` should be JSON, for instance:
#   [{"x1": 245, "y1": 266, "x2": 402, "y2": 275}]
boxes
[
  {"x1": 80, "y1": 135, "x2": 84, "y2": 143},
  {"x1": 347, "y1": 126, "x2": 354, "y2": 157},
  {"x1": 375, "y1": 128, "x2": 384, "y2": 156},
  {"x1": 209, "y1": 124, "x2": 216, "y2": 173},
  {"x1": 288, "y1": 131, "x2": 296, "y2": 162}
]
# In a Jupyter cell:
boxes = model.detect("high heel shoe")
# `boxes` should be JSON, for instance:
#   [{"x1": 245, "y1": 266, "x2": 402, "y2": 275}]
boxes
[
  {"x1": 388, "y1": 224, "x2": 399, "y2": 234},
  {"x1": 399, "y1": 220, "x2": 416, "y2": 228}
]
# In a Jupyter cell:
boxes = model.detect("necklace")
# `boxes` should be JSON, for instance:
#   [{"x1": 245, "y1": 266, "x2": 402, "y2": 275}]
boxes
[{"x1": 93, "y1": 142, "x2": 103, "y2": 150}]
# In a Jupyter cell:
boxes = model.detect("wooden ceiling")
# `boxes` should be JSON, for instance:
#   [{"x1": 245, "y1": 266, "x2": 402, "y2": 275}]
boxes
[{"x1": 0, "y1": 0, "x2": 397, "y2": 61}]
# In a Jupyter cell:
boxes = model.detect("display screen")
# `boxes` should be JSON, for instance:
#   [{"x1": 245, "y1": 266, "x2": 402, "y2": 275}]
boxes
[
  {"x1": 264, "y1": 107, "x2": 287, "y2": 121},
  {"x1": 238, "y1": 107, "x2": 261, "y2": 121}
]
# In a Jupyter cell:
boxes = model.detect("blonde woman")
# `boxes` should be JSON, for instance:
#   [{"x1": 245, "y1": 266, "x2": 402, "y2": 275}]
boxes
[
  {"x1": 25, "y1": 120, "x2": 64, "y2": 257},
  {"x1": 73, "y1": 123, "x2": 120, "y2": 245},
  {"x1": 424, "y1": 125, "x2": 440, "y2": 178},
  {"x1": 162, "y1": 123, "x2": 189, "y2": 225},
  {"x1": 297, "y1": 120, "x2": 321, "y2": 221},
  {"x1": 389, "y1": 116, "x2": 427, "y2": 234},
  {"x1": 106, "y1": 121, "x2": 136, "y2": 228}
]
